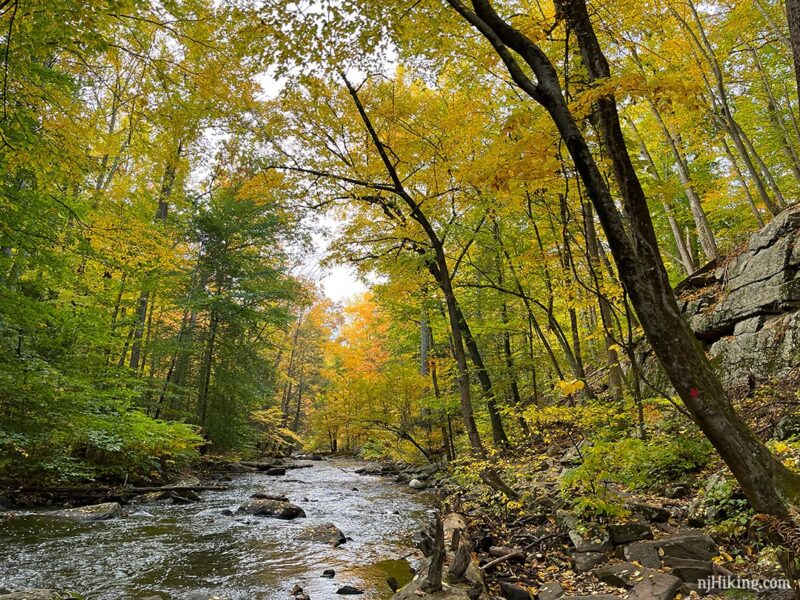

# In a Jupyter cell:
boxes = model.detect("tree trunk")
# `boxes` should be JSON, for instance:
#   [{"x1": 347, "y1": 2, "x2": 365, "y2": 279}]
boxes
[
  {"x1": 786, "y1": 0, "x2": 800, "y2": 105},
  {"x1": 430, "y1": 259, "x2": 485, "y2": 455},
  {"x1": 750, "y1": 45, "x2": 800, "y2": 182},
  {"x1": 128, "y1": 144, "x2": 182, "y2": 372},
  {"x1": 449, "y1": 0, "x2": 800, "y2": 518},
  {"x1": 197, "y1": 311, "x2": 218, "y2": 429},
  {"x1": 624, "y1": 115, "x2": 697, "y2": 273},
  {"x1": 583, "y1": 201, "x2": 623, "y2": 400},
  {"x1": 452, "y1": 301, "x2": 509, "y2": 447},
  {"x1": 721, "y1": 138, "x2": 765, "y2": 226},
  {"x1": 648, "y1": 101, "x2": 718, "y2": 260}
]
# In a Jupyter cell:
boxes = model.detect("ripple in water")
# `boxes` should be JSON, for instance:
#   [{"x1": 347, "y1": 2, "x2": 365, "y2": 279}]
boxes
[{"x1": 0, "y1": 459, "x2": 434, "y2": 599}]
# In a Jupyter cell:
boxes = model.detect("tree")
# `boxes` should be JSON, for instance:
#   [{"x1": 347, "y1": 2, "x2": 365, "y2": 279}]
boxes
[
  {"x1": 441, "y1": 0, "x2": 800, "y2": 519},
  {"x1": 786, "y1": 0, "x2": 800, "y2": 102}
]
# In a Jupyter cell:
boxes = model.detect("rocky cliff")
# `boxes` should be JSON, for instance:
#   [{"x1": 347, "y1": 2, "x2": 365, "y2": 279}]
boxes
[{"x1": 677, "y1": 206, "x2": 800, "y2": 389}]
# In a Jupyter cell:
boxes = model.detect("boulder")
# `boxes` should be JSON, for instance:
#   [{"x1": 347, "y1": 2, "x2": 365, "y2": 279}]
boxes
[
  {"x1": 499, "y1": 582, "x2": 531, "y2": 600},
  {"x1": 555, "y1": 510, "x2": 579, "y2": 531},
  {"x1": 49, "y1": 502, "x2": 121, "y2": 522},
  {"x1": 322, "y1": 569, "x2": 336, "y2": 578},
  {"x1": 265, "y1": 467, "x2": 286, "y2": 476},
  {"x1": 409, "y1": 479, "x2": 427, "y2": 490},
  {"x1": 568, "y1": 528, "x2": 612, "y2": 552},
  {"x1": 596, "y1": 563, "x2": 656, "y2": 588},
  {"x1": 662, "y1": 557, "x2": 713, "y2": 583},
  {"x1": 626, "y1": 501, "x2": 670, "y2": 523},
  {"x1": 623, "y1": 542, "x2": 661, "y2": 569},
  {"x1": 608, "y1": 523, "x2": 653, "y2": 545},
  {"x1": 537, "y1": 582, "x2": 564, "y2": 600},
  {"x1": 296, "y1": 523, "x2": 346, "y2": 546},
  {"x1": 626, "y1": 573, "x2": 682, "y2": 600},
  {"x1": 572, "y1": 551, "x2": 605, "y2": 573},
  {"x1": 652, "y1": 532, "x2": 718, "y2": 561},
  {"x1": 675, "y1": 206, "x2": 800, "y2": 387},
  {"x1": 236, "y1": 498, "x2": 305, "y2": 519}
]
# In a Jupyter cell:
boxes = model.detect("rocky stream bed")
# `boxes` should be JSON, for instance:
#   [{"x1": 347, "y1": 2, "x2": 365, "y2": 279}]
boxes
[{"x1": 0, "y1": 458, "x2": 435, "y2": 600}]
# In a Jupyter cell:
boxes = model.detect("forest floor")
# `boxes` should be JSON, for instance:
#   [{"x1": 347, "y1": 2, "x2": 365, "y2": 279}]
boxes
[{"x1": 363, "y1": 432, "x2": 799, "y2": 600}]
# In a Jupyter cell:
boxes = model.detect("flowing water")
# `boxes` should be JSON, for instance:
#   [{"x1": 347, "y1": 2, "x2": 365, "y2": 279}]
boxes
[{"x1": 0, "y1": 459, "x2": 434, "y2": 599}]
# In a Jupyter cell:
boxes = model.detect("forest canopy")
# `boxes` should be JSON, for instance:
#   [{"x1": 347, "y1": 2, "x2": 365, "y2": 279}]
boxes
[{"x1": 3, "y1": 2, "x2": 800, "y2": 583}]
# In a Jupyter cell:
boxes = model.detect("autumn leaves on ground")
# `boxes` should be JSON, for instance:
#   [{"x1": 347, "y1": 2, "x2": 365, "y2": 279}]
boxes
[{"x1": 2, "y1": 0, "x2": 800, "y2": 598}]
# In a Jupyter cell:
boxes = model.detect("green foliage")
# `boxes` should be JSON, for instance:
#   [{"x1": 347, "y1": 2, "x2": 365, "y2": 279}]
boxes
[
  {"x1": 0, "y1": 1, "x2": 304, "y2": 482},
  {"x1": 701, "y1": 476, "x2": 754, "y2": 539},
  {"x1": 561, "y1": 433, "x2": 713, "y2": 519},
  {"x1": 563, "y1": 434, "x2": 713, "y2": 493}
]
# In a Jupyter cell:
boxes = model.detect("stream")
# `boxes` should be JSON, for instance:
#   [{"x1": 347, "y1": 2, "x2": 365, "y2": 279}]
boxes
[{"x1": 0, "y1": 459, "x2": 434, "y2": 599}]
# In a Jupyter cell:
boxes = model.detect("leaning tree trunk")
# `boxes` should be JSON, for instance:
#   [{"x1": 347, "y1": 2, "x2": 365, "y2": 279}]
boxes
[
  {"x1": 448, "y1": 0, "x2": 800, "y2": 519},
  {"x1": 786, "y1": 0, "x2": 800, "y2": 105}
]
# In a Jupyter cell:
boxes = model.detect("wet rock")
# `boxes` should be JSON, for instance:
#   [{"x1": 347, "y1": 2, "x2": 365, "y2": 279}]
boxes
[
  {"x1": 596, "y1": 563, "x2": 656, "y2": 588},
  {"x1": 408, "y1": 479, "x2": 426, "y2": 490},
  {"x1": 291, "y1": 584, "x2": 310, "y2": 600},
  {"x1": 572, "y1": 551, "x2": 605, "y2": 573},
  {"x1": 623, "y1": 542, "x2": 661, "y2": 569},
  {"x1": 662, "y1": 557, "x2": 713, "y2": 583},
  {"x1": 266, "y1": 467, "x2": 286, "y2": 476},
  {"x1": 251, "y1": 492, "x2": 289, "y2": 502},
  {"x1": 296, "y1": 523, "x2": 346, "y2": 546},
  {"x1": 653, "y1": 532, "x2": 718, "y2": 561},
  {"x1": 129, "y1": 491, "x2": 172, "y2": 504},
  {"x1": 386, "y1": 577, "x2": 399, "y2": 592},
  {"x1": 608, "y1": 522, "x2": 653, "y2": 545},
  {"x1": 322, "y1": 569, "x2": 336, "y2": 578},
  {"x1": 499, "y1": 582, "x2": 531, "y2": 600},
  {"x1": 236, "y1": 498, "x2": 305, "y2": 519},
  {"x1": 537, "y1": 582, "x2": 564, "y2": 600},
  {"x1": 627, "y1": 573, "x2": 682, "y2": 600},
  {"x1": 50, "y1": 502, "x2": 121, "y2": 522},
  {"x1": 336, "y1": 585, "x2": 364, "y2": 595}
]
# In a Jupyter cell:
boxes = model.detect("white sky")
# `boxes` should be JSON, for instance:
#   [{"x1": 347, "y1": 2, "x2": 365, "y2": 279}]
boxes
[
  {"x1": 256, "y1": 72, "x2": 369, "y2": 303},
  {"x1": 321, "y1": 265, "x2": 368, "y2": 302}
]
